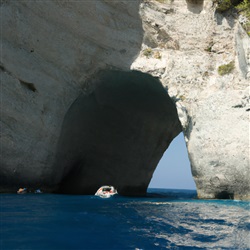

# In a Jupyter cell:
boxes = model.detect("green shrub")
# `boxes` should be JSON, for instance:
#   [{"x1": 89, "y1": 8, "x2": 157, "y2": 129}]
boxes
[
  {"x1": 178, "y1": 95, "x2": 186, "y2": 101},
  {"x1": 236, "y1": 0, "x2": 250, "y2": 18},
  {"x1": 214, "y1": 0, "x2": 232, "y2": 12},
  {"x1": 236, "y1": 0, "x2": 250, "y2": 36},
  {"x1": 143, "y1": 48, "x2": 153, "y2": 58},
  {"x1": 218, "y1": 61, "x2": 235, "y2": 75},
  {"x1": 213, "y1": 0, "x2": 250, "y2": 36},
  {"x1": 154, "y1": 51, "x2": 162, "y2": 59},
  {"x1": 204, "y1": 42, "x2": 214, "y2": 52}
]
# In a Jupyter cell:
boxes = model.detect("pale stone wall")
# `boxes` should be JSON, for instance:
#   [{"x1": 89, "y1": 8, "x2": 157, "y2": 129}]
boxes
[
  {"x1": 132, "y1": 0, "x2": 250, "y2": 199},
  {"x1": 0, "y1": 0, "x2": 143, "y2": 191}
]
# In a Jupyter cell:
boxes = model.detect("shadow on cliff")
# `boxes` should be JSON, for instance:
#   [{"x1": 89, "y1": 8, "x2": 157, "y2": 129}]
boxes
[
  {"x1": 0, "y1": 0, "x2": 145, "y2": 193},
  {"x1": 186, "y1": 0, "x2": 204, "y2": 14},
  {"x1": 52, "y1": 70, "x2": 182, "y2": 196}
]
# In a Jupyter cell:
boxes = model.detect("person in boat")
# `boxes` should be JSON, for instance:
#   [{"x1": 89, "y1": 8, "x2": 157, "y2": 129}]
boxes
[
  {"x1": 17, "y1": 188, "x2": 27, "y2": 194},
  {"x1": 95, "y1": 186, "x2": 117, "y2": 197},
  {"x1": 103, "y1": 187, "x2": 112, "y2": 193}
]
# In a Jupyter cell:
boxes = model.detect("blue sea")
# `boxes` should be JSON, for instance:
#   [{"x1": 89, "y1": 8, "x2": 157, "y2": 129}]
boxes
[{"x1": 1, "y1": 188, "x2": 249, "y2": 250}]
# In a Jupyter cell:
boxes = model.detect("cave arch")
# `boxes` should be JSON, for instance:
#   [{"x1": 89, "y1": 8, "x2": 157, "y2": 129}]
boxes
[{"x1": 54, "y1": 70, "x2": 182, "y2": 195}]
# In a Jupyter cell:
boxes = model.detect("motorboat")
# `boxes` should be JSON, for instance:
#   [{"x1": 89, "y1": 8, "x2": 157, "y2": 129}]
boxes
[{"x1": 95, "y1": 185, "x2": 118, "y2": 198}]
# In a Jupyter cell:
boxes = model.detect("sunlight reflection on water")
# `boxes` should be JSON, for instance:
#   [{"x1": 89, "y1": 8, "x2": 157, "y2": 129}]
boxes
[{"x1": 129, "y1": 200, "x2": 250, "y2": 249}]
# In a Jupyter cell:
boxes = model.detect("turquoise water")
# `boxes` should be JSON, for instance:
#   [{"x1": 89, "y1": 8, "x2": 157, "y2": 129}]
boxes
[{"x1": 1, "y1": 189, "x2": 249, "y2": 249}]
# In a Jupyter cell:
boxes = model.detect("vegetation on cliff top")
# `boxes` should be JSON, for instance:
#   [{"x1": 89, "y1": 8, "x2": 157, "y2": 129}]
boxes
[
  {"x1": 214, "y1": 0, "x2": 250, "y2": 35},
  {"x1": 236, "y1": 0, "x2": 250, "y2": 35},
  {"x1": 218, "y1": 61, "x2": 235, "y2": 75}
]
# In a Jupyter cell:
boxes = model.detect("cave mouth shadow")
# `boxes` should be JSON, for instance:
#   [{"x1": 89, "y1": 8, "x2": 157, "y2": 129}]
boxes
[
  {"x1": 53, "y1": 70, "x2": 182, "y2": 196},
  {"x1": 215, "y1": 191, "x2": 234, "y2": 199},
  {"x1": 186, "y1": 0, "x2": 204, "y2": 14}
]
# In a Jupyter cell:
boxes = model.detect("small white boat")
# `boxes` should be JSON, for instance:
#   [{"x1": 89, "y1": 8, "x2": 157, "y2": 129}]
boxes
[
  {"x1": 17, "y1": 187, "x2": 27, "y2": 194},
  {"x1": 95, "y1": 185, "x2": 118, "y2": 198}
]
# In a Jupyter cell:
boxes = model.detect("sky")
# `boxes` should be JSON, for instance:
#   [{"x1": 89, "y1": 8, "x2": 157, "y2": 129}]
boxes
[{"x1": 148, "y1": 132, "x2": 196, "y2": 190}]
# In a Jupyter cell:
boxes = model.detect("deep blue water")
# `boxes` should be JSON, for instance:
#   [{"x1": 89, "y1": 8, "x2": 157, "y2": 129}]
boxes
[{"x1": 1, "y1": 188, "x2": 249, "y2": 250}]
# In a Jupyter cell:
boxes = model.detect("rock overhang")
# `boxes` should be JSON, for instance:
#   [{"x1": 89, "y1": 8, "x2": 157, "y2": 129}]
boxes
[{"x1": 53, "y1": 70, "x2": 182, "y2": 195}]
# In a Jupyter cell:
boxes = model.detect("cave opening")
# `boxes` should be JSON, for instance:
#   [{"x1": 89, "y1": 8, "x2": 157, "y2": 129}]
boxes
[
  {"x1": 148, "y1": 132, "x2": 196, "y2": 191},
  {"x1": 215, "y1": 191, "x2": 234, "y2": 200},
  {"x1": 54, "y1": 70, "x2": 182, "y2": 196}
]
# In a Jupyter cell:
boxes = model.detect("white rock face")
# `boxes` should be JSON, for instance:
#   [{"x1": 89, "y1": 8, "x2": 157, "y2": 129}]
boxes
[
  {"x1": 1, "y1": 0, "x2": 249, "y2": 199},
  {"x1": 1, "y1": 0, "x2": 143, "y2": 190},
  {"x1": 132, "y1": 0, "x2": 250, "y2": 199}
]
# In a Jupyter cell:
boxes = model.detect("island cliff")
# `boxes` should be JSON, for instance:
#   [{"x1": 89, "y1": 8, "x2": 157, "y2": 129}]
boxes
[{"x1": 1, "y1": 0, "x2": 249, "y2": 199}]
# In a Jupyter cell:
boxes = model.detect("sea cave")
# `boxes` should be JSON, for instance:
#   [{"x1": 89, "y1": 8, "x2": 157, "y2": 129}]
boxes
[{"x1": 53, "y1": 70, "x2": 182, "y2": 195}]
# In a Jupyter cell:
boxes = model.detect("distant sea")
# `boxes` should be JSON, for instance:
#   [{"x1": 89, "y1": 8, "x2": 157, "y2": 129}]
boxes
[{"x1": 1, "y1": 188, "x2": 249, "y2": 249}]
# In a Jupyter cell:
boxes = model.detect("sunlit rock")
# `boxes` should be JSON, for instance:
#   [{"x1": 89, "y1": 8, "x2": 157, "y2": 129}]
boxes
[{"x1": 132, "y1": 0, "x2": 250, "y2": 200}]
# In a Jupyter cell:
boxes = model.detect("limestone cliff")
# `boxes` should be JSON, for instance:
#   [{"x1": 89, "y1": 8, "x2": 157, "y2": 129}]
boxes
[
  {"x1": 1, "y1": 0, "x2": 249, "y2": 199},
  {"x1": 0, "y1": 0, "x2": 181, "y2": 195},
  {"x1": 0, "y1": 0, "x2": 144, "y2": 192},
  {"x1": 132, "y1": 0, "x2": 250, "y2": 200}
]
